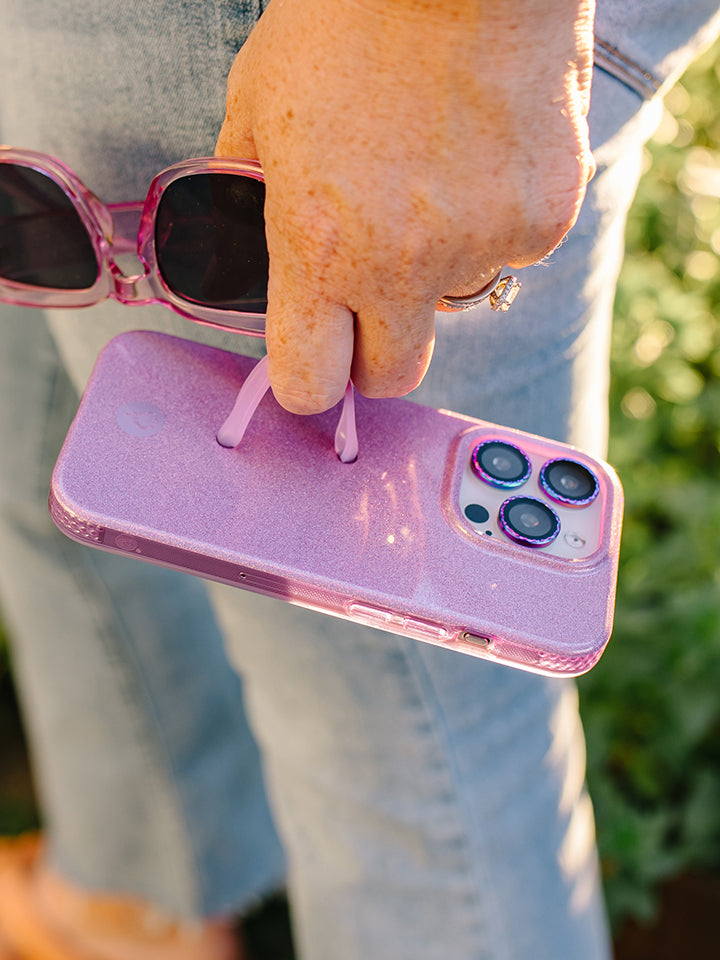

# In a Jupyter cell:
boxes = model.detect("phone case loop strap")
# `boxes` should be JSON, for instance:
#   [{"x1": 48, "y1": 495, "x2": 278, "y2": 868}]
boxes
[
  {"x1": 216, "y1": 355, "x2": 273, "y2": 449},
  {"x1": 335, "y1": 380, "x2": 358, "y2": 463},
  {"x1": 216, "y1": 356, "x2": 359, "y2": 463}
]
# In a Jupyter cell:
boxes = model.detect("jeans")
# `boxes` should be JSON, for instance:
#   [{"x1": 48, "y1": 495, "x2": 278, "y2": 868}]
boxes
[{"x1": 0, "y1": 1, "x2": 718, "y2": 958}]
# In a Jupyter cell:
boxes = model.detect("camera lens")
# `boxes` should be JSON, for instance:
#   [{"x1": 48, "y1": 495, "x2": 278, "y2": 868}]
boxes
[
  {"x1": 471, "y1": 440, "x2": 531, "y2": 489},
  {"x1": 498, "y1": 496, "x2": 560, "y2": 547},
  {"x1": 539, "y1": 459, "x2": 599, "y2": 506}
]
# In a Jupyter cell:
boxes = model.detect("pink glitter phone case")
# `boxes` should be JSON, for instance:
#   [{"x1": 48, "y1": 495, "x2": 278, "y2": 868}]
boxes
[{"x1": 50, "y1": 331, "x2": 623, "y2": 677}]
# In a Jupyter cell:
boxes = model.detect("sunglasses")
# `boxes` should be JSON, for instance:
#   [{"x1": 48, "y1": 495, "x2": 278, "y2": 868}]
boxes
[
  {"x1": 0, "y1": 146, "x2": 269, "y2": 336},
  {"x1": 0, "y1": 146, "x2": 362, "y2": 460}
]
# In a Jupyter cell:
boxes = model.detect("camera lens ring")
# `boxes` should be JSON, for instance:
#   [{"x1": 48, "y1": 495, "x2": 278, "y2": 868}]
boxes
[
  {"x1": 539, "y1": 458, "x2": 599, "y2": 506},
  {"x1": 471, "y1": 440, "x2": 531, "y2": 489},
  {"x1": 498, "y1": 496, "x2": 560, "y2": 548}
]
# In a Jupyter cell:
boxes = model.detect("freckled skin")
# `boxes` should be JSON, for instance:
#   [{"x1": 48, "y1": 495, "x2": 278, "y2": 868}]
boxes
[{"x1": 216, "y1": 0, "x2": 596, "y2": 414}]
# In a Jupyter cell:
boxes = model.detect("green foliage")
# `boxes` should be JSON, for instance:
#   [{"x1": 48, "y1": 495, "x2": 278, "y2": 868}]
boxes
[{"x1": 579, "y1": 41, "x2": 720, "y2": 928}]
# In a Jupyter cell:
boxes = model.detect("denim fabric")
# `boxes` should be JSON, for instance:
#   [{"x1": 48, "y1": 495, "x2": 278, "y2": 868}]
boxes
[
  {"x1": 595, "y1": 0, "x2": 720, "y2": 94},
  {"x1": 0, "y1": 1, "x2": 718, "y2": 958},
  {"x1": 0, "y1": 308, "x2": 284, "y2": 916}
]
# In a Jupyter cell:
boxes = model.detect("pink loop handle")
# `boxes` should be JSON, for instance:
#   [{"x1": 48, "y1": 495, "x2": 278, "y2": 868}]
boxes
[
  {"x1": 216, "y1": 355, "x2": 272, "y2": 448},
  {"x1": 334, "y1": 380, "x2": 358, "y2": 463},
  {"x1": 216, "y1": 356, "x2": 359, "y2": 463}
]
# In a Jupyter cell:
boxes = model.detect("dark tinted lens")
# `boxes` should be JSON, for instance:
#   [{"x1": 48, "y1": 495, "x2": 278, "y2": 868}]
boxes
[
  {"x1": 0, "y1": 163, "x2": 99, "y2": 289},
  {"x1": 499, "y1": 497, "x2": 560, "y2": 547},
  {"x1": 155, "y1": 173, "x2": 268, "y2": 313},
  {"x1": 539, "y1": 459, "x2": 599, "y2": 505},
  {"x1": 471, "y1": 440, "x2": 531, "y2": 488}
]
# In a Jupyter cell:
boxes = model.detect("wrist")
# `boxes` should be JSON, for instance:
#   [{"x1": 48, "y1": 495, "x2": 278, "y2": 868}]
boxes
[
  {"x1": 347, "y1": 0, "x2": 594, "y2": 104},
  {"x1": 344, "y1": 0, "x2": 595, "y2": 69},
  {"x1": 361, "y1": 0, "x2": 595, "y2": 26}
]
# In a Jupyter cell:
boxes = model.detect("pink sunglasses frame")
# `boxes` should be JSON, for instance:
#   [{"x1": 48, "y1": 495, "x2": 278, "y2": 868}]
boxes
[
  {"x1": 0, "y1": 146, "x2": 359, "y2": 461},
  {"x1": 0, "y1": 146, "x2": 268, "y2": 336}
]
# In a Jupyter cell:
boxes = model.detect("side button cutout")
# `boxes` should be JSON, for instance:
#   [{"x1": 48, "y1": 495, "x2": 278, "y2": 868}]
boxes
[{"x1": 460, "y1": 632, "x2": 492, "y2": 648}]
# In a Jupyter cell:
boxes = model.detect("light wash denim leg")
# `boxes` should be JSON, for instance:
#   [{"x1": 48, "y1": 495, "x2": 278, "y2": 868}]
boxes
[
  {"x1": 1, "y1": 0, "x2": 718, "y2": 957},
  {"x1": 0, "y1": 0, "x2": 283, "y2": 920},
  {"x1": 0, "y1": 307, "x2": 284, "y2": 917}
]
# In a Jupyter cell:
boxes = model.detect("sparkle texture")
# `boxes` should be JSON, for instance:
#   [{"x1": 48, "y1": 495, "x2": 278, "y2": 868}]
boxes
[{"x1": 50, "y1": 331, "x2": 624, "y2": 677}]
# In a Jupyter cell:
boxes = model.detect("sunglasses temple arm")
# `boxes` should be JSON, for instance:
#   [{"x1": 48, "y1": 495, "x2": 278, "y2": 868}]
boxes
[{"x1": 216, "y1": 356, "x2": 359, "y2": 463}]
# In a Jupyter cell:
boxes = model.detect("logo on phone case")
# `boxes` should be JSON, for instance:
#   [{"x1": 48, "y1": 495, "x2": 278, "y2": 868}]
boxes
[{"x1": 116, "y1": 402, "x2": 164, "y2": 438}]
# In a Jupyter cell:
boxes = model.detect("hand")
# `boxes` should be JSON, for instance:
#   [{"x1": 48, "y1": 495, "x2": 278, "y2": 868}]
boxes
[{"x1": 216, "y1": 0, "x2": 596, "y2": 413}]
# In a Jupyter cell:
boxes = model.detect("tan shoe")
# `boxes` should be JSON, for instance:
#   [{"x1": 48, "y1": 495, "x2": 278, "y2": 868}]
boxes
[{"x1": 0, "y1": 834, "x2": 246, "y2": 960}]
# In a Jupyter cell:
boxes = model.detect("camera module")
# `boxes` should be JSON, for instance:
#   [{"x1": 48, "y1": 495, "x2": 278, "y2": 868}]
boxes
[
  {"x1": 498, "y1": 496, "x2": 560, "y2": 547},
  {"x1": 471, "y1": 440, "x2": 531, "y2": 489},
  {"x1": 539, "y1": 459, "x2": 599, "y2": 506}
]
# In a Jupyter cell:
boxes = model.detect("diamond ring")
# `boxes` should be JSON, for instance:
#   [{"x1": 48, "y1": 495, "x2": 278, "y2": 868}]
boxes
[{"x1": 437, "y1": 270, "x2": 521, "y2": 313}]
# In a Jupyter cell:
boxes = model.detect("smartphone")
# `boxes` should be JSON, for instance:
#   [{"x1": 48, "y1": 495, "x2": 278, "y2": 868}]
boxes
[{"x1": 49, "y1": 330, "x2": 623, "y2": 677}]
